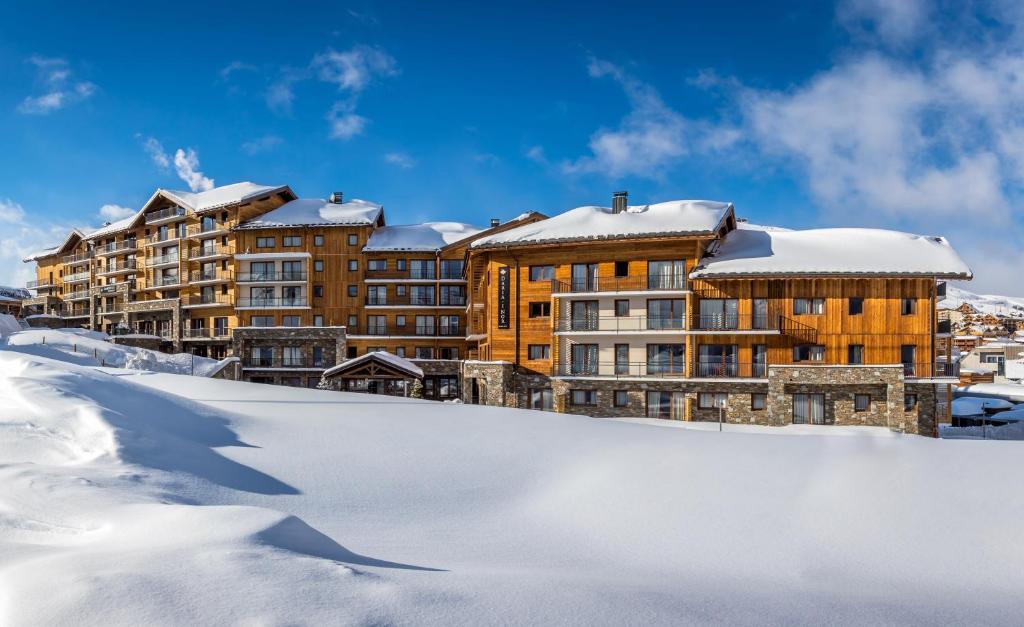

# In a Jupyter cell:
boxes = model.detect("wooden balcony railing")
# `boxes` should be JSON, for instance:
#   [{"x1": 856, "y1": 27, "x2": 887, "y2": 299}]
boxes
[{"x1": 551, "y1": 274, "x2": 689, "y2": 294}]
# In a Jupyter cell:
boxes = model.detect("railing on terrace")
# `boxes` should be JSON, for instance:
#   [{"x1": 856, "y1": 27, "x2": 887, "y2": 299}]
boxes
[
  {"x1": 26, "y1": 279, "x2": 54, "y2": 289},
  {"x1": 95, "y1": 240, "x2": 138, "y2": 255},
  {"x1": 189, "y1": 270, "x2": 232, "y2": 283},
  {"x1": 553, "y1": 361, "x2": 688, "y2": 378},
  {"x1": 145, "y1": 206, "x2": 186, "y2": 224},
  {"x1": 364, "y1": 268, "x2": 438, "y2": 280},
  {"x1": 63, "y1": 272, "x2": 91, "y2": 283},
  {"x1": 695, "y1": 362, "x2": 768, "y2": 378},
  {"x1": 552, "y1": 274, "x2": 689, "y2": 294},
  {"x1": 95, "y1": 304, "x2": 124, "y2": 314},
  {"x1": 556, "y1": 316, "x2": 685, "y2": 332},
  {"x1": 65, "y1": 290, "x2": 90, "y2": 301},
  {"x1": 236, "y1": 297, "x2": 308, "y2": 308},
  {"x1": 689, "y1": 313, "x2": 780, "y2": 332},
  {"x1": 98, "y1": 260, "x2": 138, "y2": 274},
  {"x1": 365, "y1": 294, "x2": 438, "y2": 306},
  {"x1": 61, "y1": 307, "x2": 91, "y2": 317},
  {"x1": 145, "y1": 232, "x2": 183, "y2": 245},
  {"x1": 186, "y1": 221, "x2": 232, "y2": 237},
  {"x1": 183, "y1": 327, "x2": 232, "y2": 339},
  {"x1": 63, "y1": 251, "x2": 93, "y2": 265},
  {"x1": 183, "y1": 293, "x2": 233, "y2": 307},
  {"x1": 188, "y1": 245, "x2": 235, "y2": 259},
  {"x1": 243, "y1": 357, "x2": 327, "y2": 369},
  {"x1": 146, "y1": 254, "x2": 180, "y2": 267},
  {"x1": 236, "y1": 271, "x2": 308, "y2": 282},
  {"x1": 364, "y1": 324, "x2": 389, "y2": 336},
  {"x1": 904, "y1": 361, "x2": 960, "y2": 378}
]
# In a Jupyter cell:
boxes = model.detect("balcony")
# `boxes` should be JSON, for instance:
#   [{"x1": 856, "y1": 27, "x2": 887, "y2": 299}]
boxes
[
  {"x1": 187, "y1": 244, "x2": 234, "y2": 261},
  {"x1": 365, "y1": 294, "x2": 439, "y2": 307},
  {"x1": 65, "y1": 290, "x2": 90, "y2": 302},
  {"x1": 145, "y1": 206, "x2": 186, "y2": 225},
  {"x1": 189, "y1": 270, "x2": 232, "y2": 284},
  {"x1": 95, "y1": 304, "x2": 124, "y2": 315},
  {"x1": 146, "y1": 253, "x2": 180, "y2": 268},
  {"x1": 63, "y1": 271, "x2": 90, "y2": 284},
  {"x1": 144, "y1": 232, "x2": 183, "y2": 247},
  {"x1": 365, "y1": 324, "x2": 389, "y2": 336},
  {"x1": 242, "y1": 357, "x2": 327, "y2": 369},
  {"x1": 63, "y1": 251, "x2": 93, "y2": 265},
  {"x1": 96, "y1": 260, "x2": 138, "y2": 276},
  {"x1": 61, "y1": 307, "x2": 91, "y2": 319},
  {"x1": 236, "y1": 297, "x2": 309, "y2": 308},
  {"x1": 26, "y1": 279, "x2": 55, "y2": 290},
  {"x1": 147, "y1": 275, "x2": 184, "y2": 289},
  {"x1": 94, "y1": 240, "x2": 138, "y2": 256},
  {"x1": 186, "y1": 221, "x2": 232, "y2": 238},
  {"x1": 694, "y1": 362, "x2": 768, "y2": 379},
  {"x1": 182, "y1": 327, "x2": 232, "y2": 340},
  {"x1": 182, "y1": 293, "x2": 233, "y2": 308},
  {"x1": 552, "y1": 274, "x2": 689, "y2": 295},
  {"x1": 555, "y1": 316, "x2": 686, "y2": 334},
  {"x1": 688, "y1": 314, "x2": 781, "y2": 334},
  {"x1": 237, "y1": 271, "x2": 307, "y2": 283},
  {"x1": 363, "y1": 269, "x2": 438, "y2": 281},
  {"x1": 904, "y1": 361, "x2": 960, "y2": 379},
  {"x1": 553, "y1": 362, "x2": 687, "y2": 379}
]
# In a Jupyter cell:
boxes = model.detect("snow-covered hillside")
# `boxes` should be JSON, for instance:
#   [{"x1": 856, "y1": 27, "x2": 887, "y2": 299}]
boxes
[
  {"x1": 1, "y1": 345, "x2": 1024, "y2": 624},
  {"x1": 941, "y1": 284, "x2": 1024, "y2": 316}
]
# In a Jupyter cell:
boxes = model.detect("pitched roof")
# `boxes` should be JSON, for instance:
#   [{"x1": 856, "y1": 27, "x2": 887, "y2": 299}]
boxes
[
  {"x1": 364, "y1": 222, "x2": 484, "y2": 252},
  {"x1": 236, "y1": 197, "x2": 384, "y2": 229},
  {"x1": 146, "y1": 182, "x2": 291, "y2": 214},
  {"x1": 322, "y1": 350, "x2": 424, "y2": 379},
  {"x1": 690, "y1": 224, "x2": 973, "y2": 279},
  {"x1": 471, "y1": 200, "x2": 734, "y2": 248}
]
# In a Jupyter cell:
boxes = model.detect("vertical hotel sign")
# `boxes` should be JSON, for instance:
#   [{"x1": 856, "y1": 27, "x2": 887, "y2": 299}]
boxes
[{"x1": 497, "y1": 266, "x2": 510, "y2": 328}]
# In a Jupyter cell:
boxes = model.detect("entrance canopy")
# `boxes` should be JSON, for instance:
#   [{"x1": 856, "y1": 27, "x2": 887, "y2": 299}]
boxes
[{"x1": 323, "y1": 351, "x2": 424, "y2": 380}]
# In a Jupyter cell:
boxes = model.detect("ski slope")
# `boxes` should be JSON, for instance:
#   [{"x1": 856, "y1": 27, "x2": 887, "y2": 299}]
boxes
[{"x1": 0, "y1": 341, "x2": 1023, "y2": 624}]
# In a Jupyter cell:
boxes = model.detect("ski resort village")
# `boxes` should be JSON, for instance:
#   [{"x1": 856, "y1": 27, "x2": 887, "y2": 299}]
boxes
[{"x1": 6, "y1": 1, "x2": 1024, "y2": 624}]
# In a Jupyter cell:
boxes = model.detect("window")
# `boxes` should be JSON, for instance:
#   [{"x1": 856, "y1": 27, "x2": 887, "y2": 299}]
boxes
[
  {"x1": 849, "y1": 297, "x2": 864, "y2": 315},
  {"x1": 314, "y1": 235, "x2": 324, "y2": 247},
  {"x1": 368, "y1": 259, "x2": 387, "y2": 271},
  {"x1": 615, "y1": 344, "x2": 630, "y2": 375},
  {"x1": 440, "y1": 285, "x2": 466, "y2": 306},
  {"x1": 647, "y1": 344, "x2": 685, "y2": 374},
  {"x1": 367, "y1": 285, "x2": 387, "y2": 305},
  {"x1": 848, "y1": 344, "x2": 864, "y2": 365},
  {"x1": 614, "y1": 261, "x2": 629, "y2": 277},
  {"x1": 415, "y1": 346, "x2": 435, "y2": 359},
  {"x1": 571, "y1": 263, "x2": 599, "y2": 291},
  {"x1": 614, "y1": 299, "x2": 629, "y2": 317},
  {"x1": 396, "y1": 285, "x2": 407, "y2": 296},
  {"x1": 313, "y1": 285, "x2": 323, "y2": 298},
  {"x1": 347, "y1": 285, "x2": 358, "y2": 297},
  {"x1": 751, "y1": 393, "x2": 767, "y2": 410},
  {"x1": 439, "y1": 315, "x2": 460, "y2": 336},
  {"x1": 281, "y1": 346, "x2": 302, "y2": 367},
  {"x1": 411, "y1": 285, "x2": 435, "y2": 305},
  {"x1": 283, "y1": 236, "x2": 301, "y2": 247},
  {"x1": 250, "y1": 315, "x2": 274, "y2": 327},
  {"x1": 901, "y1": 345, "x2": 917, "y2": 376},
  {"x1": 312, "y1": 346, "x2": 324, "y2": 367},
  {"x1": 698, "y1": 393, "x2": 728, "y2": 409},
  {"x1": 396, "y1": 259, "x2": 407, "y2": 271},
  {"x1": 794, "y1": 344, "x2": 825, "y2": 362},
  {"x1": 282, "y1": 316, "x2": 300, "y2": 327},
  {"x1": 904, "y1": 394, "x2": 918, "y2": 411},
  {"x1": 347, "y1": 315, "x2": 357, "y2": 329},
  {"x1": 307, "y1": 377, "x2": 321, "y2": 388},
  {"x1": 570, "y1": 344, "x2": 599, "y2": 375},
  {"x1": 250, "y1": 346, "x2": 274, "y2": 366},
  {"x1": 614, "y1": 390, "x2": 629, "y2": 407},
  {"x1": 348, "y1": 234, "x2": 358, "y2": 246},
  {"x1": 698, "y1": 344, "x2": 738, "y2": 377},
  {"x1": 793, "y1": 393, "x2": 825, "y2": 424},
  {"x1": 529, "y1": 389, "x2": 554, "y2": 411},
  {"x1": 415, "y1": 315, "x2": 436, "y2": 335},
  {"x1": 396, "y1": 315, "x2": 406, "y2": 327},
  {"x1": 367, "y1": 315, "x2": 387, "y2": 335},
  {"x1": 314, "y1": 260, "x2": 324, "y2": 272},
  {"x1": 855, "y1": 394, "x2": 870, "y2": 412},
  {"x1": 571, "y1": 390, "x2": 597, "y2": 406},
  {"x1": 282, "y1": 260, "x2": 303, "y2": 280},
  {"x1": 569, "y1": 300, "x2": 598, "y2": 331},
  {"x1": 648, "y1": 391, "x2": 685, "y2": 419},
  {"x1": 647, "y1": 260, "x2": 686, "y2": 290},
  {"x1": 901, "y1": 297, "x2": 917, "y2": 315},
  {"x1": 395, "y1": 347, "x2": 406, "y2": 358},
  {"x1": 256, "y1": 237, "x2": 275, "y2": 248},
  {"x1": 439, "y1": 347, "x2": 460, "y2": 360},
  {"x1": 410, "y1": 259, "x2": 435, "y2": 279},
  {"x1": 528, "y1": 344, "x2": 550, "y2": 360},
  {"x1": 529, "y1": 302, "x2": 551, "y2": 318},
  {"x1": 794, "y1": 298, "x2": 825, "y2": 315},
  {"x1": 529, "y1": 265, "x2": 554, "y2": 281},
  {"x1": 650, "y1": 298, "x2": 685, "y2": 330},
  {"x1": 346, "y1": 346, "x2": 357, "y2": 359},
  {"x1": 440, "y1": 259, "x2": 464, "y2": 279},
  {"x1": 313, "y1": 315, "x2": 323, "y2": 327}
]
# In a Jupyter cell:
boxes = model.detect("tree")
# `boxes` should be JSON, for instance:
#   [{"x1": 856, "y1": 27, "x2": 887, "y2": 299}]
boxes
[{"x1": 410, "y1": 379, "x2": 423, "y2": 398}]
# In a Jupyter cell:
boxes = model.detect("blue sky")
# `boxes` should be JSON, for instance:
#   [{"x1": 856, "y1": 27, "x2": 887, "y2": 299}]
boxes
[{"x1": 1, "y1": 0, "x2": 1023, "y2": 293}]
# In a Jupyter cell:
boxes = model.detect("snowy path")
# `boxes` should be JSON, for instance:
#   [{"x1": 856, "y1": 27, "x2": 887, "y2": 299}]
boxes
[{"x1": 1, "y1": 348, "x2": 1024, "y2": 624}]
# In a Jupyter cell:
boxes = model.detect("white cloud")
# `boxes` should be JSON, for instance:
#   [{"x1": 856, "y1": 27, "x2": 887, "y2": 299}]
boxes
[
  {"x1": 312, "y1": 45, "x2": 396, "y2": 92},
  {"x1": 525, "y1": 145, "x2": 547, "y2": 164},
  {"x1": 265, "y1": 68, "x2": 306, "y2": 116},
  {"x1": 241, "y1": 135, "x2": 283, "y2": 155},
  {"x1": 17, "y1": 56, "x2": 96, "y2": 115},
  {"x1": 173, "y1": 148, "x2": 215, "y2": 192},
  {"x1": 139, "y1": 135, "x2": 170, "y2": 169},
  {"x1": 0, "y1": 197, "x2": 71, "y2": 289},
  {"x1": 326, "y1": 101, "x2": 367, "y2": 140},
  {"x1": 0, "y1": 199, "x2": 26, "y2": 223},
  {"x1": 383, "y1": 152, "x2": 415, "y2": 168},
  {"x1": 98, "y1": 204, "x2": 135, "y2": 221},
  {"x1": 561, "y1": 59, "x2": 687, "y2": 178},
  {"x1": 837, "y1": 0, "x2": 930, "y2": 46},
  {"x1": 220, "y1": 60, "x2": 256, "y2": 80}
]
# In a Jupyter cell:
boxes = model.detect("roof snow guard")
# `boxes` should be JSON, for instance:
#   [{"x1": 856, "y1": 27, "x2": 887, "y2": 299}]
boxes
[
  {"x1": 236, "y1": 197, "x2": 384, "y2": 229},
  {"x1": 471, "y1": 200, "x2": 734, "y2": 248},
  {"x1": 689, "y1": 225, "x2": 973, "y2": 279}
]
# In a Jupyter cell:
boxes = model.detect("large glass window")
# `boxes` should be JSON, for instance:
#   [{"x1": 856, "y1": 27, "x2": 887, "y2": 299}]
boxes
[
  {"x1": 698, "y1": 298, "x2": 738, "y2": 330},
  {"x1": 415, "y1": 315, "x2": 436, "y2": 335},
  {"x1": 411, "y1": 285, "x2": 435, "y2": 305},
  {"x1": 794, "y1": 298, "x2": 825, "y2": 315},
  {"x1": 647, "y1": 260, "x2": 686, "y2": 290},
  {"x1": 570, "y1": 300, "x2": 599, "y2": 331},
  {"x1": 410, "y1": 259, "x2": 435, "y2": 279},
  {"x1": 440, "y1": 259, "x2": 464, "y2": 279},
  {"x1": 439, "y1": 315, "x2": 460, "y2": 336},
  {"x1": 571, "y1": 263, "x2": 598, "y2": 292},
  {"x1": 698, "y1": 344, "x2": 738, "y2": 377},
  {"x1": 367, "y1": 285, "x2": 387, "y2": 305},
  {"x1": 615, "y1": 344, "x2": 630, "y2": 375},
  {"x1": 529, "y1": 389, "x2": 553, "y2": 411},
  {"x1": 648, "y1": 391, "x2": 685, "y2": 419},
  {"x1": 440, "y1": 285, "x2": 465, "y2": 306},
  {"x1": 647, "y1": 344, "x2": 685, "y2": 375},
  {"x1": 647, "y1": 298, "x2": 684, "y2": 329},
  {"x1": 570, "y1": 344, "x2": 599, "y2": 375},
  {"x1": 793, "y1": 393, "x2": 825, "y2": 425},
  {"x1": 529, "y1": 265, "x2": 554, "y2": 281}
]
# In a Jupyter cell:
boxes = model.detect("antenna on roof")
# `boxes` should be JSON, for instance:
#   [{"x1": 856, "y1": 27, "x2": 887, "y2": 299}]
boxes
[
  {"x1": 612, "y1": 191, "x2": 627, "y2": 214},
  {"x1": 329, "y1": 192, "x2": 344, "y2": 204}
]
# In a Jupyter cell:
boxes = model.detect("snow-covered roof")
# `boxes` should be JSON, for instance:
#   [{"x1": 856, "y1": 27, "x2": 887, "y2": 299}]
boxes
[
  {"x1": 86, "y1": 211, "x2": 144, "y2": 240},
  {"x1": 322, "y1": 350, "x2": 424, "y2": 379},
  {"x1": 471, "y1": 200, "x2": 734, "y2": 248},
  {"x1": 22, "y1": 246, "x2": 61, "y2": 262},
  {"x1": 690, "y1": 226, "x2": 973, "y2": 279},
  {"x1": 364, "y1": 222, "x2": 484, "y2": 252},
  {"x1": 0, "y1": 286, "x2": 31, "y2": 302},
  {"x1": 237, "y1": 197, "x2": 383, "y2": 229},
  {"x1": 952, "y1": 396, "x2": 1014, "y2": 417},
  {"x1": 155, "y1": 182, "x2": 290, "y2": 214}
]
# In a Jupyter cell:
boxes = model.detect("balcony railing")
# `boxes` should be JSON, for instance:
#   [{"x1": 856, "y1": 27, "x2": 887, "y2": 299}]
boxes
[
  {"x1": 147, "y1": 275, "x2": 183, "y2": 288},
  {"x1": 183, "y1": 327, "x2": 232, "y2": 339},
  {"x1": 26, "y1": 279, "x2": 54, "y2": 289},
  {"x1": 65, "y1": 290, "x2": 90, "y2": 301},
  {"x1": 186, "y1": 221, "x2": 231, "y2": 237},
  {"x1": 552, "y1": 274, "x2": 689, "y2": 294},
  {"x1": 188, "y1": 245, "x2": 234, "y2": 259},
  {"x1": 695, "y1": 362, "x2": 768, "y2": 378},
  {"x1": 146, "y1": 254, "x2": 180, "y2": 267},
  {"x1": 183, "y1": 293, "x2": 233, "y2": 307},
  {"x1": 61, "y1": 307, "x2": 91, "y2": 318},
  {"x1": 145, "y1": 206, "x2": 186, "y2": 224},
  {"x1": 63, "y1": 271, "x2": 91, "y2": 283},
  {"x1": 553, "y1": 362, "x2": 688, "y2": 378},
  {"x1": 243, "y1": 357, "x2": 327, "y2": 369},
  {"x1": 555, "y1": 316, "x2": 686, "y2": 333},
  {"x1": 237, "y1": 271, "x2": 308, "y2": 282},
  {"x1": 689, "y1": 314, "x2": 781, "y2": 332},
  {"x1": 365, "y1": 324, "x2": 389, "y2": 336},
  {"x1": 364, "y1": 268, "x2": 438, "y2": 280},
  {"x1": 904, "y1": 362, "x2": 960, "y2": 378},
  {"x1": 236, "y1": 297, "x2": 308, "y2": 308},
  {"x1": 95, "y1": 304, "x2": 124, "y2": 315},
  {"x1": 95, "y1": 240, "x2": 138, "y2": 256},
  {"x1": 145, "y1": 232, "x2": 183, "y2": 246},
  {"x1": 97, "y1": 260, "x2": 138, "y2": 275},
  {"x1": 189, "y1": 270, "x2": 232, "y2": 283},
  {"x1": 63, "y1": 251, "x2": 93, "y2": 265},
  {"x1": 365, "y1": 294, "x2": 438, "y2": 306}
]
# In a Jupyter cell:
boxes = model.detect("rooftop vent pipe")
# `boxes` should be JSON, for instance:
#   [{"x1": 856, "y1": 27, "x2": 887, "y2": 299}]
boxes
[
  {"x1": 612, "y1": 191, "x2": 628, "y2": 214},
  {"x1": 490, "y1": 218, "x2": 500, "y2": 228},
  {"x1": 329, "y1": 192, "x2": 344, "y2": 204}
]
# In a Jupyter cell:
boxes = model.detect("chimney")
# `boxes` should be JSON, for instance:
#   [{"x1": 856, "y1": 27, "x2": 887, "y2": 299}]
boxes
[
  {"x1": 612, "y1": 190, "x2": 628, "y2": 214},
  {"x1": 329, "y1": 192, "x2": 344, "y2": 204},
  {"x1": 490, "y1": 218, "x2": 500, "y2": 228}
]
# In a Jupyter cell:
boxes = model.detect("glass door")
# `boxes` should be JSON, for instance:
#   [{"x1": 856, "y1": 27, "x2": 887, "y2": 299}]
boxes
[
  {"x1": 571, "y1": 263, "x2": 598, "y2": 292},
  {"x1": 699, "y1": 299, "x2": 739, "y2": 330},
  {"x1": 570, "y1": 344, "x2": 598, "y2": 375},
  {"x1": 698, "y1": 344, "x2": 738, "y2": 377},
  {"x1": 570, "y1": 300, "x2": 599, "y2": 331}
]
